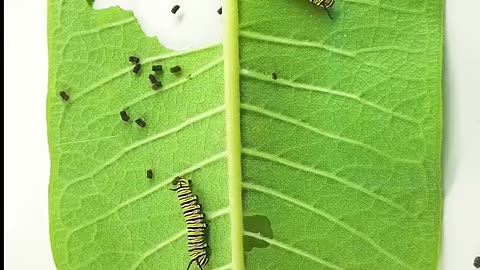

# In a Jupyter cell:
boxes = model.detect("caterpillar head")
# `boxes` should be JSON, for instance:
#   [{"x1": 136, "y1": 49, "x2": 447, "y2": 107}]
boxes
[{"x1": 172, "y1": 177, "x2": 192, "y2": 186}]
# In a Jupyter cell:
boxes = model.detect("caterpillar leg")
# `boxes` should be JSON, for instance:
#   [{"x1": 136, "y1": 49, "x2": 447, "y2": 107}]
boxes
[
  {"x1": 323, "y1": 6, "x2": 333, "y2": 20},
  {"x1": 187, "y1": 259, "x2": 194, "y2": 270}
]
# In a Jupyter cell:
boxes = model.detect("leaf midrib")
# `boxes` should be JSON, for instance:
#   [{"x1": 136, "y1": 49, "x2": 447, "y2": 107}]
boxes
[{"x1": 223, "y1": 0, "x2": 246, "y2": 269}]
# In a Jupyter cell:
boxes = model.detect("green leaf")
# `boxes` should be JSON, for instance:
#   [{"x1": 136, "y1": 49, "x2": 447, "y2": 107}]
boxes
[{"x1": 47, "y1": 0, "x2": 443, "y2": 270}]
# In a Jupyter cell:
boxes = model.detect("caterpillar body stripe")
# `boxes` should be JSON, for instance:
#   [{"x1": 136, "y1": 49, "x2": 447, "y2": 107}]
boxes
[
  {"x1": 172, "y1": 177, "x2": 209, "y2": 270},
  {"x1": 309, "y1": 0, "x2": 334, "y2": 8},
  {"x1": 309, "y1": 0, "x2": 335, "y2": 19}
]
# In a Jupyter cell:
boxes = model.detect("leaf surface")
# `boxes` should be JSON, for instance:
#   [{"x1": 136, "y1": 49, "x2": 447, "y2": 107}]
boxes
[
  {"x1": 238, "y1": 1, "x2": 443, "y2": 269},
  {"x1": 47, "y1": 0, "x2": 443, "y2": 269}
]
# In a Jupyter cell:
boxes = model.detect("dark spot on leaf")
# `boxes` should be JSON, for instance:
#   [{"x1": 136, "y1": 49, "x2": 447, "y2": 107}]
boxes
[
  {"x1": 120, "y1": 110, "x2": 130, "y2": 122},
  {"x1": 133, "y1": 63, "x2": 141, "y2": 74},
  {"x1": 474, "y1": 256, "x2": 480, "y2": 268},
  {"x1": 146, "y1": 169, "x2": 153, "y2": 179},
  {"x1": 135, "y1": 118, "x2": 146, "y2": 128},
  {"x1": 59, "y1": 91, "x2": 70, "y2": 102},
  {"x1": 171, "y1": 5, "x2": 180, "y2": 14},
  {"x1": 86, "y1": 0, "x2": 94, "y2": 6},
  {"x1": 152, "y1": 65, "x2": 163, "y2": 72},
  {"x1": 170, "y1": 65, "x2": 182, "y2": 74},
  {"x1": 243, "y1": 215, "x2": 273, "y2": 252},
  {"x1": 148, "y1": 74, "x2": 158, "y2": 84},
  {"x1": 129, "y1": 56, "x2": 139, "y2": 64},
  {"x1": 151, "y1": 81, "x2": 162, "y2": 90}
]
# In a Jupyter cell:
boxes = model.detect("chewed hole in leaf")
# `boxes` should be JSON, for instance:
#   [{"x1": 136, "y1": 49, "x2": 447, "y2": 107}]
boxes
[
  {"x1": 90, "y1": 0, "x2": 223, "y2": 51},
  {"x1": 244, "y1": 215, "x2": 274, "y2": 252}
]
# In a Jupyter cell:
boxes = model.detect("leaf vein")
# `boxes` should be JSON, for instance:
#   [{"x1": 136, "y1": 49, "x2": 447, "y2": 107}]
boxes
[
  {"x1": 122, "y1": 57, "x2": 224, "y2": 109},
  {"x1": 61, "y1": 17, "x2": 136, "y2": 53},
  {"x1": 240, "y1": 30, "x2": 355, "y2": 57},
  {"x1": 243, "y1": 183, "x2": 415, "y2": 270},
  {"x1": 70, "y1": 44, "x2": 221, "y2": 101},
  {"x1": 55, "y1": 135, "x2": 119, "y2": 146},
  {"x1": 62, "y1": 106, "x2": 225, "y2": 191},
  {"x1": 344, "y1": 0, "x2": 427, "y2": 14},
  {"x1": 65, "y1": 152, "x2": 227, "y2": 254},
  {"x1": 241, "y1": 103, "x2": 421, "y2": 163},
  {"x1": 131, "y1": 208, "x2": 230, "y2": 270},
  {"x1": 241, "y1": 69, "x2": 420, "y2": 124},
  {"x1": 239, "y1": 31, "x2": 427, "y2": 81},
  {"x1": 243, "y1": 231, "x2": 344, "y2": 270},
  {"x1": 242, "y1": 148, "x2": 414, "y2": 215}
]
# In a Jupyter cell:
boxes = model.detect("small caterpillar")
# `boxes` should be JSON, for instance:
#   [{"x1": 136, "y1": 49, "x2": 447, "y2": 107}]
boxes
[{"x1": 171, "y1": 177, "x2": 209, "y2": 270}]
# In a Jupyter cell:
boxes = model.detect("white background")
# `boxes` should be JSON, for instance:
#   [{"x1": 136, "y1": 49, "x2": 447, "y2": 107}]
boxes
[{"x1": 4, "y1": 0, "x2": 480, "y2": 269}]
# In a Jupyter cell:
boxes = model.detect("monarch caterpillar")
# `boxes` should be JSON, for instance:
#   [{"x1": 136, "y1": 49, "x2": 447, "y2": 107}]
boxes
[
  {"x1": 171, "y1": 177, "x2": 209, "y2": 270},
  {"x1": 309, "y1": 0, "x2": 335, "y2": 20}
]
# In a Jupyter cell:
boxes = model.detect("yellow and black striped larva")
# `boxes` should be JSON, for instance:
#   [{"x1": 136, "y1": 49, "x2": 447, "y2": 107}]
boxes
[
  {"x1": 309, "y1": 0, "x2": 335, "y2": 20},
  {"x1": 171, "y1": 177, "x2": 209, "y2": 270}
]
